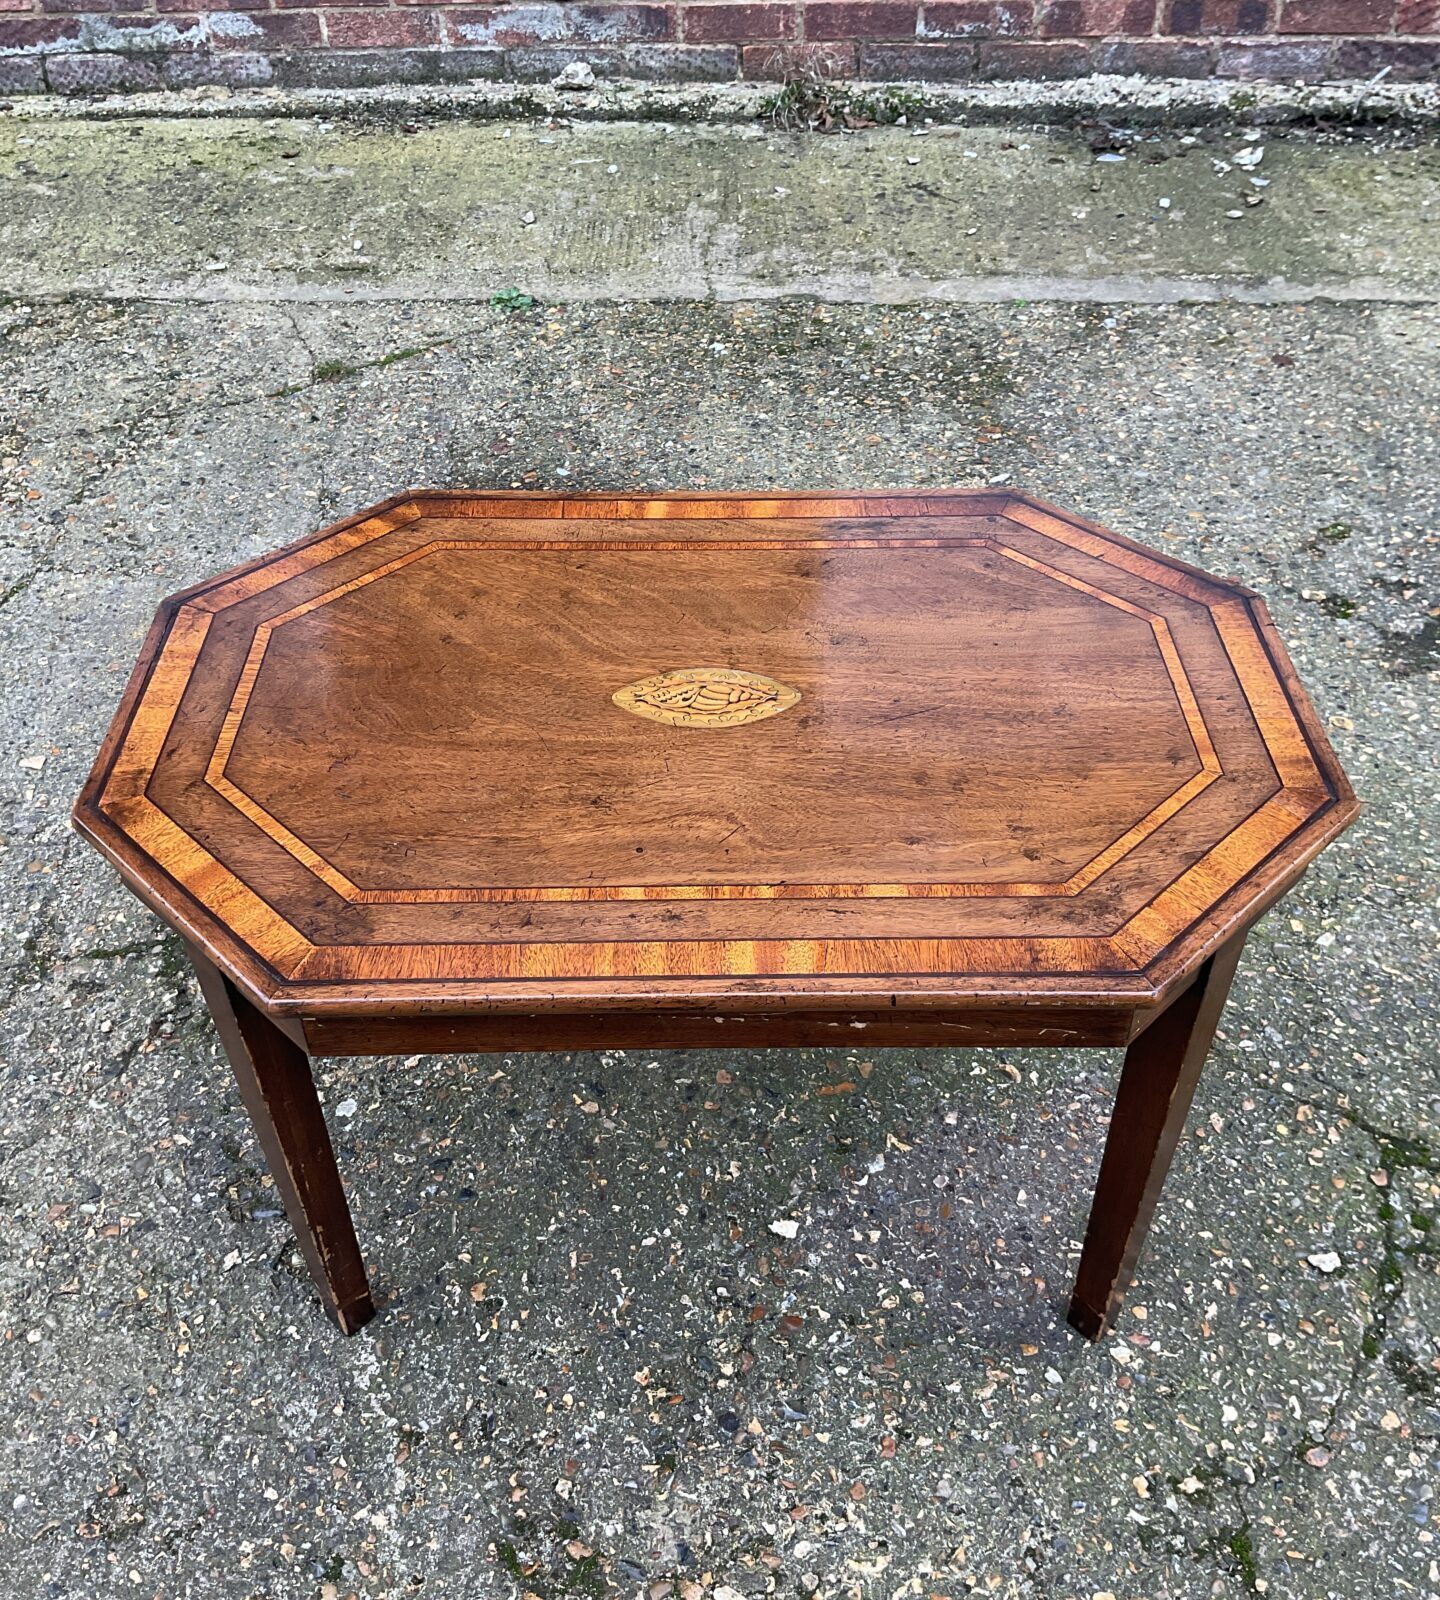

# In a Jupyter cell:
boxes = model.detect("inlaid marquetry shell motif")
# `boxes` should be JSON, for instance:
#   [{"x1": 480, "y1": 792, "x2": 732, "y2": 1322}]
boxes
[{"x1": 613, "y1": 667, "x2": 800, "y2": 729}]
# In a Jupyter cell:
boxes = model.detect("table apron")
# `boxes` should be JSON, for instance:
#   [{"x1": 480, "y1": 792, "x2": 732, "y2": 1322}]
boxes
[{"x1": 298, "y1": 1006, "x2": 1137, "y2": 1057}]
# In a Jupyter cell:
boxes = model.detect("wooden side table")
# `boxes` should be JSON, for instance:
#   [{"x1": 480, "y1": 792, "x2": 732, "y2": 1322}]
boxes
[{"x1": 73, "y1": 491, "x2": 1358, "y2": 1339}]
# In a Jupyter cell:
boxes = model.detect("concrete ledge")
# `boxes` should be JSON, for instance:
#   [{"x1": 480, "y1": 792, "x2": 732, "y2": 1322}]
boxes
[
  {"x1": 1, "y1": 71, "x2": 1437, "y2": 129},
  {"x1": 3, "y1": 113, "x2": 1436, "y2": 307}
]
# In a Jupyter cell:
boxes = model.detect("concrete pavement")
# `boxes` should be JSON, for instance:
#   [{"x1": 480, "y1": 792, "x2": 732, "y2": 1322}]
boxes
[{"x1": 1, "y1": 93, "x2": 1437, "y2": 1600}]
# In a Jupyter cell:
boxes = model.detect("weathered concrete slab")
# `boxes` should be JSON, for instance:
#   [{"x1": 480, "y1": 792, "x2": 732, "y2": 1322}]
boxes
[
  {"x1": 0, "y1": 107, "x2": 1437, "y2": 1600},
  {"x1": 3, "y1": 117, "x2": 1439, "y2": 304}
]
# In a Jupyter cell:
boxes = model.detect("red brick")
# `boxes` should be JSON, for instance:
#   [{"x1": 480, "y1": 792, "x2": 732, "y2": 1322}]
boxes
[
  {"x1": 1278, "y1": 0, "x2": 1389, "y2": 31},
  {"x1": 0, "y1": 0, "x2": 1409, "y2": 93},
  {"x1": 211, "y1": 10, "x2": 322, "y2": 45},
  {"x1": 78, "y1": 14, "x2": 204, "y2": 46},
  {"x1": 493, "y1": 38, "x2": 590, "y2": 66},
  {"x1": 919, "y1": 1, "x2": 1033, "y2": 35},
  {"x1": 1039, "y1": 0, "x2": 1155, "y2": 33},
  {"x1": 0, "y1": 15, "x2": 81, "y2": 43},
  {"x1": 805, "y1": 1, "x2": 918, "y2": 37},
  {"x1": 273, "y1": 42, "x2": 502, "y2": 77},
  {"x1": 445, "y1": 4, "x2": 673, "y2": 44},
  {"x1": 1396, "y1": 0, "x2": 1439, "y2": 30},
  {"x1": 1336, "y1": 36, "x2": 1440, "y2": 72},
  {"x1": 741, "y1": 37, "x2": 855, "y2": 72},
  {"x1": 1216, "y1": 36, "x2": 1331, "y2": 73},
  {"x1": 681, "y1": 3, "x2": 798, "y2": 41},
  {"x1": 977, "y1": 35, "x2": 1091, "y2": 68},
  {"x1": 324, "y1": 8, "x2": 442, "y2": 44},
  {"x1": 0, "y1": 54, "x2": 46, "y2": 87},
  {"x1": 1163, "y1": 0, "x2": 1272, "y2": 30},
  {"x1": 1093, "y1": 34, "x2": 1214, "y2": 67},
  {"x1": 163, "y1": 48, "x2": 274, "y2": 82},
  {"x1": 46, "y1": 51, "x2": 163, "y2": 90},
  {"x1": 501, "y1": 38, "x2": 735, "y2": 69},
  {"x1": 605, "y1": 38, "x2": 739, "y2": 70},
  {"x1": 273, "y1": 43, "x2": 503, "y2": 77},
  {"x1": 859, "y1": 37, "x2": 978, "y2": 70}
]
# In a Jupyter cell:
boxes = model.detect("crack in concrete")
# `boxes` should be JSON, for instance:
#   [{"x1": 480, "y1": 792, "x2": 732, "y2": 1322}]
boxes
[
  {"x1": 0, "y1": 568, "x2": 39, "y2": 608},
  {"x1": 264, "y1": 326, "x2": 490, "y2": 400},
  {"x1": 1, "y1": 300, "x2": 500, "y2": 542},
  {"x1": 1281, "y1": 1113, "x2": 1438, "y2": 1504},
  {"x1": 278, "y1": 304, "x2": 319, "y2": 390}
]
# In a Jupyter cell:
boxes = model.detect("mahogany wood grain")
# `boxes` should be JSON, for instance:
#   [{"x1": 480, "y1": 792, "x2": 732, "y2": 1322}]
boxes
[
  {"x1": 187, "y1": 944, "x2": 375, "y2": 1335},
  {"x1": 299, "y1": 1005, "x2": 1135, "y2": 1058},
  {"x1": 72, "y1": 491, "x2": 1359, "y2": 1341},
  {"x1": 1067, "y1": 932, "x2": 1247, "y2": 1339}
]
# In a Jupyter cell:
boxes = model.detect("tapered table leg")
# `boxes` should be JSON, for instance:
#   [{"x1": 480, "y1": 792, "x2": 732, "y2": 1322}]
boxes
[
  {"x1": 1067, "y1": 932, "x2": 1247, "y2": 1341},
  {"x1": 187, "y1": 944, "x2": 376, "y2": 1335}
]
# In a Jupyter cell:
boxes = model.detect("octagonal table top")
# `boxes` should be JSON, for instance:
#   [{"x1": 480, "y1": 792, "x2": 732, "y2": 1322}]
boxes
[{"x1": 74, "y1": 490, "x2": 1358, "y2": 1016}]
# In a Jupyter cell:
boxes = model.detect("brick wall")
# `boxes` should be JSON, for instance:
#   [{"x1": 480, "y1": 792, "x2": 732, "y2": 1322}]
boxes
[{"x1": 1, "y1": 0, "x2": 1435, "y2": 95}]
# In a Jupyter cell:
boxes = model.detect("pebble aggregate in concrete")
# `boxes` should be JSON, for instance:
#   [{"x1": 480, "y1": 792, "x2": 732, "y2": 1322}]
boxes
[{"x1": 0, "y1": 188, "x2": 1437, "y2": 1599}]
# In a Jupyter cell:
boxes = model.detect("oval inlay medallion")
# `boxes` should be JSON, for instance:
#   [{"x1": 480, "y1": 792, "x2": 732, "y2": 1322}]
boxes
[{"x1": 613, "y1": 667, "x2": 800, "y2": 729}]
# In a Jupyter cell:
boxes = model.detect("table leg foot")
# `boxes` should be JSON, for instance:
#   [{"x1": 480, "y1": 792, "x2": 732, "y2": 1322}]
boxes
[
  {"x1": 187, "y1": 944, "x2": 375, "y2": 1335},
  {"x1": 1067, "y1": 932, "x2": 1247, "y2": 1343}
]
